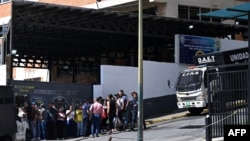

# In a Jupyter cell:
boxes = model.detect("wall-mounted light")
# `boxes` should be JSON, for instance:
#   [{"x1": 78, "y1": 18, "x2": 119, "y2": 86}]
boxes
[
  {"x1": 188, "y1": 25, "x2": 194, "y2": 29},
  {"x1": 11, "y1": 49, "x2": 17, "y2": 55}
]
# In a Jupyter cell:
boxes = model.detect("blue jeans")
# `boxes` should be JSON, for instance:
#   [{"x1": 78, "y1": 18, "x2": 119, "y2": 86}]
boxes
[
  {"x1": 30, "y1": 121, "x2": 36, "y2": 138},
  {"x1": 30, "y1": 119, "x2": 41, "y2": 138},
  {"x1": 91, "y1": 115, "x2": 101, "y2": 136},
  {"x1": 77, "y1": 121, "x2": 83, "y2": 136},
  {"x1": 131, "y1": 110, "x2": 137, "y2": 129},
  {"x1": 36, "y1": 119, "x2": 41, "y2": 138},
  {"x1": 41, "y1": 120, "x2": 47, "y2": 139}
]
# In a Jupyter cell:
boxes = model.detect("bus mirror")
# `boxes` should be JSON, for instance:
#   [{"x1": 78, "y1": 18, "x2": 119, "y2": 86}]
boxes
[{"x1": 168, "y1": 80, "x2": 171, "y2": 88}]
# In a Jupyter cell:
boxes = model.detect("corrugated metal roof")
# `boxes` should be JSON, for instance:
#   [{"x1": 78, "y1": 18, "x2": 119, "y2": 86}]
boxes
[{"x1": 199, "y1": 2, "x2": 250, "y2": 20}]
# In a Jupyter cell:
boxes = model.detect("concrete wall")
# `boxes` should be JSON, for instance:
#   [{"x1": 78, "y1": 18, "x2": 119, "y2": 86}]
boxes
[
  {"x1": 94, "y1": 61, "x2": 187, "y2": 99},
  {"x1": 0, "y1": 64, "x2": 6, "y2": 85},
  {"x1": 93, "y1": 61, "x2": 187, "y2": 117},
  {"x1": 220, "y1": 39, "x2": 248, "y2": 51}
]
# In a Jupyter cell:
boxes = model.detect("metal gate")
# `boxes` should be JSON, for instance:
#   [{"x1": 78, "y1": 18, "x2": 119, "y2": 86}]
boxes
[{"x1": 207, "y1": 63, "x2": 248, "y2": 138}]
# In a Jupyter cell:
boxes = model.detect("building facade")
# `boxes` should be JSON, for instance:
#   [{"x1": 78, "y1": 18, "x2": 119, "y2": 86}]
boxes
[
  {"x1": 0, "y1": 0, "x2": 248, "y2": 82},
  {"x1": 1, "y1": 0, "x2": 249, "y2": 38},
  {"x1": 0, "y1": 0, "x2": 248, "y2": 117}
]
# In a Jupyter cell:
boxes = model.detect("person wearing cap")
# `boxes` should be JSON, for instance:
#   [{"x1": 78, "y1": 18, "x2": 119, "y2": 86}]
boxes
[{"x1": 130, "y1": 91, "x2": 138, "y2": 131}]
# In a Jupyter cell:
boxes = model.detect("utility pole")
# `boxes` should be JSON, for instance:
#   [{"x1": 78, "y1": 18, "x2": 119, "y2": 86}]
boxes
[{"x1": 137, "y1": 0, "x2": 143, "y2": 141}]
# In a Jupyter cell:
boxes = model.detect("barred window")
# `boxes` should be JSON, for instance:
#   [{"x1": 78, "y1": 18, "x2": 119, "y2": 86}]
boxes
[{"x1": 178, "y1": 5, "x2": 220, "y2": 23}]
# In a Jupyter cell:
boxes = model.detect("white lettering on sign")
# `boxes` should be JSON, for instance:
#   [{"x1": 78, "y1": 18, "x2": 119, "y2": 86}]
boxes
[
  {"x1": 228, "y1": 129, "x2": 247, "y2": 136},
  {"x1": 197, "y1": 56, "x2": 215, "y2": 64},
  {"x1": 230, "y1": 52, "x2": 249, "y2": 62},
  {"x1": 182, "y1": 71, "x2": 199, "y2": 76}
]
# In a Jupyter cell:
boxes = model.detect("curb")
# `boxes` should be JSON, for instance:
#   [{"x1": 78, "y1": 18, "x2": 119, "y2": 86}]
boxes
[{"x1": 145, "y1": 111, "x2": 189, "y2": 125}]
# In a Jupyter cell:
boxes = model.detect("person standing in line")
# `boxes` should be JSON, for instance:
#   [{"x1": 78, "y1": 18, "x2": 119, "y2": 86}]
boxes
[
  {"x1": 75, "y1": 105, "x2": 83, "y2": 137},
  {"x1": 39, "y1": 104, "x2": 47, "y2": 140},
  {"x1": 89, "y1": 97, "x2": 103, "y2": 138},
  {"x1": 115, "y1": 93, "x2": 123, "y2": 130},
  {"x1": 106, "y1": 94, "x2": 117, "y2": 134},
  {"x1": 118, "y1": 89, "x2": 129, "y2": 129},
  {"x1": 30, "y1": 103, "x2": 40, "y2": 140},
  {"x1": 82, "y1": 99, "x2": 90, "y2": 137},
  {"x1": 66, "y1": 105, "x2": 75, "y2": 138},
  {"x1": 46, "y1": 103, "x2": 58, "y2": 140},
  {"x1": 130, "y1": 91, "x2": 138, "y2": 131},
  {"x1": 56, "y1": 106, "x2": 66, "y2": 140},
  {"x1": 101, "y1": 99, "x2": 108, "y2": 133}
]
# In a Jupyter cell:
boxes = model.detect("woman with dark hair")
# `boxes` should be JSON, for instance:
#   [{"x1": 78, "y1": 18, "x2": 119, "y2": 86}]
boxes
[
  {"x1": 100, "y1": 99, "x2": 108, "y2": 133},
  {"x1": 106, "y1": 94, "x2": 117, "y2": 134},
  {"x1": 56, "y1": 106, "x2": 66, "y2": 139}
]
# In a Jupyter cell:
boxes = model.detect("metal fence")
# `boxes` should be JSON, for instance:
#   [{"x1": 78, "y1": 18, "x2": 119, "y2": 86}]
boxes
[{"x1": 207, "y1": 63, "x2": 248, "y2": 139}]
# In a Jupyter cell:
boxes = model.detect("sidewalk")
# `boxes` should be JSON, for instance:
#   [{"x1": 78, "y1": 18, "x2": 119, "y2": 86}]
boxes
[
  {"x1": 63, "y1": 110, "x2": 190, "y2": 141},
  {"x1": 62, "y1": 110, "x2": 224, "y2": 141}
]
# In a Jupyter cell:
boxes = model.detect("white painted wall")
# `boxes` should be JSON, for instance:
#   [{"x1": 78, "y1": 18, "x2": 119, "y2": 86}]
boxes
[
  {"x1": 0, "y1": 64, "x2": 6, "y2": 85},
  {"x1": 83, "y1": 0, "x2": 137, "y2": 9},
  {"x1": 14, "y1": 68, "x2": 49, "y2": 82},
  {"x1": 94, "y1": 61, "x2": 187, "y2": 100},
  {"x1": 220, "y1": 39, "x2": 248, "y2": 51},
  {"x1": 0, "y1": 16, "x2": 10, "y2": 25}
]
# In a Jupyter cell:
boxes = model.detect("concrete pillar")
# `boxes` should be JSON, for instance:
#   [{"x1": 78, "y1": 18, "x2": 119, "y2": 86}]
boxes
[{"x1": 156, "y1": 1, "x2": 178, "y2": 18}]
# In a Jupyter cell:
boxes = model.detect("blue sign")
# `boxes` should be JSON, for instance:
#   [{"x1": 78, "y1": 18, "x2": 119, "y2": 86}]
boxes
[{"x1": 178, "y1": 35, "x2": 220, "y2": 64}]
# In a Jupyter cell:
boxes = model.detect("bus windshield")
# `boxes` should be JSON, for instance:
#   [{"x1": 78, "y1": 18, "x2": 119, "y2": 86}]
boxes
[{"x1": 176, "y1": 70, "x2": 202, "y2": 92}]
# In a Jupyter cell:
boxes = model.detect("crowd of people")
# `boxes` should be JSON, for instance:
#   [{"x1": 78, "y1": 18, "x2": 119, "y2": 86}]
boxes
[{"x1": 16, "y1": 89, "x2": 145, "y2": 140}]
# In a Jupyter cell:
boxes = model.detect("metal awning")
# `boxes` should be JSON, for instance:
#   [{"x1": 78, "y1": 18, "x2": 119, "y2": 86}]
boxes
[
  {"x1": 199, "y1": 2, "x2": 250, "y2": 20},
  {"x1": 3, "y1": 0, "x2": 247, "y2": 69}
]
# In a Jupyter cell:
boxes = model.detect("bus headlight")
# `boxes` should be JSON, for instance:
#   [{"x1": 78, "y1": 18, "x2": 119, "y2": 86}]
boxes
[
  {"x1": 196, "y1": 95, "x2": 204, "y2": 101},
  {"x1": 177, "y1": 97, "x2": 182, "y2": 102}
]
